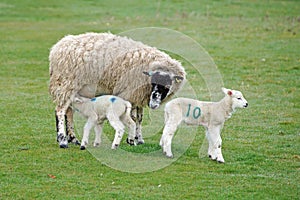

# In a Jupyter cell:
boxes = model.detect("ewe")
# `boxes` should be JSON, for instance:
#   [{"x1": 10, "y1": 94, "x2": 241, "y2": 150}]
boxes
[
  {"x1": 160, "y1": 88, "x2": 248, "y2": 163},
  {"x1": 49, "y1": 32, "x2": 185, "y2": 148}
]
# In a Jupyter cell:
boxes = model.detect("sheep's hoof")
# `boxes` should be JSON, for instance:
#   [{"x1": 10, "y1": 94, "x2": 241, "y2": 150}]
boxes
[
  {"x1": 126, "y1": 138, "x2": 135, "y2": 146},
  {"x1": 68, "y1": 136, "x2": 80, "y2": 145},
  {"x1": 80, "y1": 146, "x2": 86, "y2": 150},
  {"x1": 59, "y1": 137, "x2": 68, "y2": 148},
  {"x1": 72, "y1": 139, "x2": 81, "y2": 146}
]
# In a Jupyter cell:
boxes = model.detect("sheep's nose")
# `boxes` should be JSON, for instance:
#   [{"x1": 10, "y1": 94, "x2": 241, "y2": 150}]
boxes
[{"x1": 244, "y1": 103, "x2": 248, "y2": 107}]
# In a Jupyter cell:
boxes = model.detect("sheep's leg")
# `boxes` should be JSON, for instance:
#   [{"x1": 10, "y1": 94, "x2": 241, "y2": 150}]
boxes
[
  {"x1": 107, "y1": 113, "x2": 125, "y2": 149},
  {"x1": 93, "y1": 122, "x2": 103, "y2": 147},
  {"x1": 135, "y1": 107, "x2": 144, "y2": 145},
  {"x1": 65, "y1": 107, "x2": 80, "y2": 145},
  {"x1": 207, "y1": 126, "x2": 224, "y2": 163},
  {"x1": 121, "y1": 114, "x2": 136, "y2": 146},
  {"x1": 55, "y1": 103, "x2": 71, "y2": 148}
]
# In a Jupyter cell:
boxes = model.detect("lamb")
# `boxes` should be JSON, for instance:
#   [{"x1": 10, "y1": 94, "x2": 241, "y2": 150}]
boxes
[
  {"x1": 72, "y1": 94, "x2": 136, "y2": 150},
  {"x1": 160, "y1": 88, "x2": 248, "y2": 163},
  {"x1": 49, "y1": 32, "x2": 186, "y2": 148}
]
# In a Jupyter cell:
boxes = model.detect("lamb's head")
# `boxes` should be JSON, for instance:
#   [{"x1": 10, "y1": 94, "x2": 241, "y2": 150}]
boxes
[
  {"x1": 222, "y1": 87, "x2": 248, "y2": 110},
  {"x1": 72, "y1": 94, "x2": 93, "y2": 108},
  {"x1": 143, "y1": 71, "x2": 184, "y2": 109}
]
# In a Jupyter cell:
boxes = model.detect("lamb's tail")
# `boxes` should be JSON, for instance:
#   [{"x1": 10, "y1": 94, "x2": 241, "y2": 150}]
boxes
[
  {"x1": 124, "y1": 101, "x2": 132, "y2": 117},
  {"x1": 164, "y1": 101, "x2": 171, "y2": 124}
]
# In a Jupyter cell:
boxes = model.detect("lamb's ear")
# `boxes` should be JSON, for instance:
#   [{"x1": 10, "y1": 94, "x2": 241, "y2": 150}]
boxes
[
  {"x1": 222, "y1": 87, "x2": 233, "y2": 96},
  {"x1": 173, "y1": 75, "x2": 184, "y2": 83},
  {"x1": 74, "y1": 97, "x2": 83, "y2": 103},
  {"x1": 143, "y1": 71, "x2": 153, "y2": 76}
]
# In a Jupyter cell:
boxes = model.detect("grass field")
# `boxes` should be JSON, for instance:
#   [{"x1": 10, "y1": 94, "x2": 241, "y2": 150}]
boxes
[{"x1": 1, "y1": 0, "x2": 299, "y2": 199}]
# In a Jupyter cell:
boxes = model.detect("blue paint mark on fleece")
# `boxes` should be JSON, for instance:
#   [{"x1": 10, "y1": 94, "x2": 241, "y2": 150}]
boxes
[
  {"x1": 110, "y1": 97, "x2": 117, "y2": 103},
  {"x1": 91, "y1": 97, "x2": 97, "y2": 102}
]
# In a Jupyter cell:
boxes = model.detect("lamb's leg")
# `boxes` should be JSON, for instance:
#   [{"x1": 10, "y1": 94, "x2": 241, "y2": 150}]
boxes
[
  {"x1": 205, "y1": 128, "x2": 214, "y2": 159},
  {"x1": 65, "y1": 107, "x2": 80, "y2": 145},
  {"x1": 121, "y1": 114, "x2": 136, "y2": 146},
  {"x1": 55, "y1": 104, "x2": 70, "y2": 148},
  {"x1": 93, "y1": 122, "x2": 103, "y2": 147},
  {"x1": 80, "y1": 117, "x2": 96, "y2": 150},
  {"x1": 107, "y1": 113, "x2": 125, "y2": 149},
  {"x1": 160, "y1": 124, "x2": 178, "y2": 158},
  {"x1": 207, "y1": 126, "x2": 225, "y2": 163},
  {"x1": 135, "y1": 107, "x2": 144, "y2": 145},
  {"x1": 160, "y1": 109, "x2": 181, "y2": 158}
]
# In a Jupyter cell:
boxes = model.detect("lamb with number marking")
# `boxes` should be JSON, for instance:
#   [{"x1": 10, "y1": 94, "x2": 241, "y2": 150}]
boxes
[
  {"x1": 160, "y1": 88, "x2": 248, "y2": 163},
  {"x1": 72, "y1": 94, "x2": 136, "y2": 150}
]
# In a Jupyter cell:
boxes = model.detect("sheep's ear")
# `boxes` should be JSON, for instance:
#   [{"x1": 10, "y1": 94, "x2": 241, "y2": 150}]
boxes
[
  {"x1": 165, "y1": 85, "x2": 171, "y2": 89},
  {"x1": 173, "y1": 75, "x2": 184, "y2": 83},
  {"x1": 143, "y1": 71, "x2": 153, "y2": 76}
]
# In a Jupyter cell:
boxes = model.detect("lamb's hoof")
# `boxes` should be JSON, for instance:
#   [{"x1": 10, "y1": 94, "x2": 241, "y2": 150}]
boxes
[
  {"x1": 60, "y1": 144, "x2": 68, "y2": 148},
  {"x1": 209, "y1": 155, "x2": 217, "y2": 161},
  {"x1": 80, "y1": 146, "x2": 86, "y2": 150},
  {"x1": 210, "y1": 157, "x2": 217, "y2": 161},
  {"x1": 137, "y1": 140, "x2": 144, "y2": 145},
  {"x1": 126, "y1": 138, "x2": 135, "y2": 146},
  {"x1": 111, "y1": 144, "x2": 119, "y2": 150},
  {"x1": 93, "y1": 142, "x2": 100, "y2": 147},
  {"x1": 166, "y1": 154, "x2": 174, "y2": 159}
]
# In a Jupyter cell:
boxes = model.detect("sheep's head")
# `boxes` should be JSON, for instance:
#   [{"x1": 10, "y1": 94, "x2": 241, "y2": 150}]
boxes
[
  {"x1": 143, "y1": 71, "x2": 184, "y2": 109},
  {"x1": 222, "y1": 87, "x2": 248, "y2": 110}
]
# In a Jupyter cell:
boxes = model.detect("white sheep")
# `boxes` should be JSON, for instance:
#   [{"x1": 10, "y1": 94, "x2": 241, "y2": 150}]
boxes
[
  {"x1": 49, "y1": 32, "x2": 186, "y2": 148},
  {"x1": 72, "y1": 94, "x2": 136, "y2": 150},
  {"x1": 160, "y1": 88, "x2": 248, "y2": 163}
]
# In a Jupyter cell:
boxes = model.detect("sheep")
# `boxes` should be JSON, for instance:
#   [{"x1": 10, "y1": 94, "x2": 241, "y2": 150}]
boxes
[
  {"x1": 72, "y1": 94, "x2": 136, "y2": 150},
  {"x1": 49, "y1": 32, "x2": 186, "y2": 148},
  {"x1": 160, "y1": 88, "x2": 248, "y2": 163}
]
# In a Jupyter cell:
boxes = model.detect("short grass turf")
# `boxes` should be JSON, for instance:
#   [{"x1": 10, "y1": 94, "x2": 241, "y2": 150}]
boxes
[{"x1": 0, "y1": 0, "x2": 299, "y2": 199}]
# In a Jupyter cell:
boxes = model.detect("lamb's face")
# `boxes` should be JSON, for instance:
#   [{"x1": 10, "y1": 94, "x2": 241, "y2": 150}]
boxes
[
  {"x1": 149, "y1": 72, "x2": 172, "y2": 109},
  {"x1": 232, "y1": 90, "x2": 248, "y2": 109},
  {"x1": 222, "y1": 88, "x2": 248, "y2": 109}
]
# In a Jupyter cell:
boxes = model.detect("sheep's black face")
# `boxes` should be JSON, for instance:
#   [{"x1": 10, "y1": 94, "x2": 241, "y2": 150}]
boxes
[{"x1": 149, "y1": 72, "x2": 172, "y2": 109}]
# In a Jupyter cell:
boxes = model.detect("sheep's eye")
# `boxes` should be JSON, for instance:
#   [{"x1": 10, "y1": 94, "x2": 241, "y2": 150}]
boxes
[{"x1": 237, "y1": 97, "x2": 242, "y2": 100}]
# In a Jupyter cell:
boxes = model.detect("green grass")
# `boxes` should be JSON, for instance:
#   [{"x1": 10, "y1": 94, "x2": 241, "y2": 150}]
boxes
[{"x1": 1, "y1": 0, "x2": 299, "y2": 199}]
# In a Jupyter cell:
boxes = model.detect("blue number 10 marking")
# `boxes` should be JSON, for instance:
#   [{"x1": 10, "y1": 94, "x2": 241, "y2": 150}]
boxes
[{"x1": 186, "y1": 104, "x2": 201, "y2": 119}]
